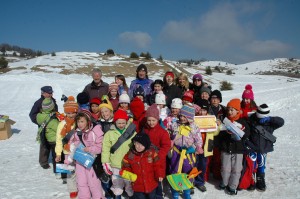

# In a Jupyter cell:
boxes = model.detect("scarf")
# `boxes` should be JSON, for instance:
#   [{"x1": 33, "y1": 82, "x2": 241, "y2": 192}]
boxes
[
  {"x1": 228, "y1": 111, "x2": 241, "y2": 122},
  {"x1": 61, "y1": 117, "x2": 75, "y2": 151}
]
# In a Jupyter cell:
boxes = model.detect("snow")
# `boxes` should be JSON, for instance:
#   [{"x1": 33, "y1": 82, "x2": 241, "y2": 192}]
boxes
[{"x1": 1, "y1": 53, "x2": 300, "y2": 199}]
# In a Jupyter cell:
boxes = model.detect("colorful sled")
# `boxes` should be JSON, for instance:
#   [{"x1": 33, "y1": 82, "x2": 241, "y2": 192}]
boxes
[{"x1": 167, "y1": 168, "x2": 201, "y2": 191}]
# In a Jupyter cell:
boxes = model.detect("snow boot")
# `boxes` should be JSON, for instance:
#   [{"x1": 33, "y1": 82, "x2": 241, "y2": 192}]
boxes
[
  {"x1": 70, "y1": 192, "x2": 78, "y2": 199},
  {"x1": 195, "y1": 184, "x2": 207, "y2": 192},
  {"x1": 256, "y1": 173, "x2": 266, "y2": 191},
  {"x1": 225, "y1": 186, "x2": 237, "y2": 195}
]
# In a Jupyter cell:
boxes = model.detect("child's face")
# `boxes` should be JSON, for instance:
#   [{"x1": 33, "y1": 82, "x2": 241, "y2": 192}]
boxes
[
  {"x1": 178, "y1": 77, "x2": 186, "y2": 86},
  {"x1": 227, "y1": 107, "x2": 239, "y2": 118},
  {"x1": 65, "y1": 112, "x2": 77, "y2": 119},
  {"x1": 193, "y1": 79, "x2": 202, "y2": 86},
  {"x1": 147, "y1": 117, "x2": 158, "y2": 128},
  {"x1": 199, "y1": 109, "x2": 208, "y2": 116},
  {"x1": 165, "y1": 75, "x2": 174, "y2": 84},
  {"x1": 100, "y1": 107, "x2": 112, "y2": 120},
  {"x1": 77, "y1": 116, "x2": 88, "y2": 131},
  {"x1": 244, "y1": 98, "x2": 251, "y2": 104},
  {"x1": 179, "y1": 115, "x2": 188, "y2": 124},
  {"x1": 171, "y1": 108, "x2": 180, "y2": 116},
  {"x1": 201, "y1": 92, "x2": 210, "y2": 100},
  {"x1": 119, "y1": 103, "x2": 129, "y2": 110},
  {"x1": 154, "y1": 84, "x2": 163, "y2": 92},
  {"x1": 210, "y1": 96, "x2": 220, "y2": 107},
  {"x1": 134, "y1": 141, "x2": 145, "y2": 152},
  {"x1": 115, "y1": 78, "x2": 123, "y2": 86},
  {"x1": 136, "y1": 95, "x2": 144, "y2": 102},
  {"x1": 110, "y1": 89, "x2": 118, "y2": 97},
  {"x1": 182, "y1": 100, "x2": 190, "y2": 105},
  {"x1": 91, "y1": 104, "x2": 99, "y2": 114},
  {"x1": 115, "y1": 119, "x2": 127, "y2": 130}
]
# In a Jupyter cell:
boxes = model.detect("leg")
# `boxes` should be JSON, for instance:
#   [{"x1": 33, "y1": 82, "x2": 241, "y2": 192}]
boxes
[
  {"x1": 194, "y1": 154, "x2": 207, "y2": 192},
  {"x1": 39, "y1": 143, "x2": 50, "y2": 168},
  {"x1": 171, "y1": 188, "x2": 180, "y2": 199},
  {"x1": 155, "y1": 181, "x2": 163, "y2": 199},
  {"x1": 256, "y1": 153, "x2": 267, "y2": 191},
  {"x1": 228, "y1": 153, "x2": 243, "y2": 190},
  {"x1": 76, "y1": 164, "x2": 91, "y2": 199},
  {"x1": 87, "y1": 167, "x2": 104, "y2": 199},
  {"x1": 220, "y1": 151, "x2": 231, "y2": 187}
]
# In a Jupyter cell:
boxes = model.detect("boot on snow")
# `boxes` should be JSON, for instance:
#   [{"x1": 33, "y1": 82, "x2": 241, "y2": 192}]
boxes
[{"x1": 256, "y1": 173, "x2": 266, "y2": 192}]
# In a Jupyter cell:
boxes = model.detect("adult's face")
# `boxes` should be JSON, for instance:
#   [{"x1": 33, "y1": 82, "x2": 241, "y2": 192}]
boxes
[
  {"x1": 92, "y1": 72, "x2": 102, "y2": 85},
  {"x1": 165, "y1": 75, "x2": 174, "y2": 85},
  {"x1": 137, "y1": 70, "x2": 146, "y2": 79},
  {"x1": 42, "y1": 92, "x2": 52, "y2": 98}
]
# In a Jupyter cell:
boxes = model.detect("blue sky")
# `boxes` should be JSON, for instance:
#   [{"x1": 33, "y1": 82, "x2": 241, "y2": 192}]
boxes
[{"x1": 1, "y1": 0, "x2": 300, "y2": 64}]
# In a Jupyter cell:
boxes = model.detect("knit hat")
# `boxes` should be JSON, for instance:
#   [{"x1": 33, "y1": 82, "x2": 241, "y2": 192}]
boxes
[
  {"x1": 193, "y1": 73, "x2": 203, "y2": 81},
  {"x1": 132, "y1": 133, "x2": 151, "y2": 151},
  {"x1": 99, "y1": 98, "x2": 113, "y2": 112},
  {"x1": 133, "y1": 85, "x2": 145, "y2": 97},
  {"x1": 89, "y1": 97, "x2": 101, "y2": 105},
  {"x1": 182, "y1": 90, "x2": 194, "y2": 103},
  {"x1": 171, "y1": 98, "x2": 183, "y2": 109},
  {"x1": 130, "y1": 97, "x2": 145, "y2": 118},
  {"x1": 197, "y1": 99, "x2": 210, "y2": 111},
  {"x1": 42, "y1": 98, "x2": 55, "y2": 112},
  {"x1": 151, "y1": 79, "x2": 164, "y2": 91},
  {"x1": 227, "y1": 98, "x2": 241, "y2": 111},
  {"x1": 200, "y1": 87, "x2": 211, "y2": 95},
  {"x1": 242, "y1": 84, "x2": 254, "y2": 100},
  {"x1": 64, "y1": 96, "x2": 79, "y2": 113},
  {"x1": 146, "y1": 104, "x2": 160, "y2": 120},
  {"x1": 41, "y1": 86, "x2": 53, "y2": 94},
  {"x1": 136, "y1": 64, "x2": 148, "y2": 73},
  {"x1": 109, "y1": 82, "x2": 119, "y2": 93},
  {"x1": 180, "y1": 103, "x2": 195, "y2": 123},
  {"x1": 256, "y1": 104, "x2": 270, "y2": 119},
  {"x1": 210, "y1": 90, "x2": 222, "y2": 102},
  {"x1": 165, "y1": 71, "x2": 175, "y2": 79},
  {"x1": 119, "y1": 91, "x2": 130, "y2": 104},
  {"x1": 155, "y1": 91, "x2": 166, "y2": 105},
  {"x1": 77, "y1": 92, "x2": 89, "y2": 105},
  {"x1": 79, "y1": 109, "x2": 93, "y2": 124},
  {"x1": 113, "y1": 109, "x2": 129, "y2": 122}
]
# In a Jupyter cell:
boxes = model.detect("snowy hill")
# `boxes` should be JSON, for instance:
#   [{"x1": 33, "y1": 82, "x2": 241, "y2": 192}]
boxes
[{"x1": 0, "y1": 52, "x2": 300, "y2": 198}]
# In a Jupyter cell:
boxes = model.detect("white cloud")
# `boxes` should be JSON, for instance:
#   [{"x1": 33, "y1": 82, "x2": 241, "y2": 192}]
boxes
[
  {"x1": 118, "y1": 31, "x2": 152, "y2": 48},
  {"x1": 159, "y1": 2, "x2": 291, "y2": 63}
]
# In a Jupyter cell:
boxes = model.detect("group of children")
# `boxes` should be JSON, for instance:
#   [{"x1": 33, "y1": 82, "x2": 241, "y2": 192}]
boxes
[{"x1": 36, "y1": 71, "x2": 284, "y2": 199}]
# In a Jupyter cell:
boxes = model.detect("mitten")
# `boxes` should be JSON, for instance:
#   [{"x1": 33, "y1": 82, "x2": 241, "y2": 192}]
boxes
[
  {"x1": 259, "y1": 117, "x2": 271, "y2": 124},
  {"x1": 119, "y1": 170, "x2": 137, "y2": 182},
  {"x1": 102, "y1": 163, "x2": 113, "y2": 175}
]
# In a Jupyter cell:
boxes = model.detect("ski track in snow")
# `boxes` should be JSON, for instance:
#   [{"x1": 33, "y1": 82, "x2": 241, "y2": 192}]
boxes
[{"x1": 0, "y1": 71, "x2": 299, "y2": 199}]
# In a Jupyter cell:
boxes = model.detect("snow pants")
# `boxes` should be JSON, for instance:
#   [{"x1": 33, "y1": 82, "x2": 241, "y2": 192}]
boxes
[
  {"x1": 194, "y1": 154, "x2": 207, "y2": 186},
  {"x1": 110, "y1": 167, "x2": 133, "y2": 197},
  {"x1": 257, "y1": 153, "x2": 267, "y2": 174}
]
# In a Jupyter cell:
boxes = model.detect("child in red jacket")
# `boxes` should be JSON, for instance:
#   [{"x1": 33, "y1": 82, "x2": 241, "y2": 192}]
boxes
[
  {"x1": 241, "y1": 84, "x2": 257, "y2": 119},
  {"x1": 120, "y1": 133, "x2": 163, "y2": 199}
]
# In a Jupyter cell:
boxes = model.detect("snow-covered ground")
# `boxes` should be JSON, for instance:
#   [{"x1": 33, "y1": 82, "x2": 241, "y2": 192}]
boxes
[{"x1": 0, "y1": 54, "x2": 300, "y2": 198}]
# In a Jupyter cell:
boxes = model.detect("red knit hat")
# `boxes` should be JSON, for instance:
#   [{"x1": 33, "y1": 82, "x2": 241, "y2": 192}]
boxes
[
  {"x1": 130, "y1": 97, "x2": 145, "y2": 119},
  {"x1": 145, "y1": 104, "x2": 160, "y2": 120},
  {"x1": 182, "y1": 90, "x2": 194, "y2": 103},
  {"x1": 165, "y1": 71, "x2": 175, "y2": 79},
  {"x1": 227, "y1": 98, "x2": 241, "y2": 111},
  {"x1": 113, "y1": 109, "x2": 129, "y2": 122},
  {"x1": 242, "y1": 84, "x2": 254, "y2": 100},
  {"x1": 89, "y1": 97, "x2": 101, "y2": 105},
  {"x1": 63, "y1": 96, "x2": 79, "y2": 113}
]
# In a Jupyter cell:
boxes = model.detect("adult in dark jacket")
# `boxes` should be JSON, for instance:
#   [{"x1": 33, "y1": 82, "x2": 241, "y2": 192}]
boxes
[
  {"x1": 248, "y1": 104, "x2": 284, "y2": 191},
  {"x1": 29, "y1": 86, "x2": 58, "y2": 169},
  {"x1": 83, "y1": 68, "x2": 109, "y2": 100},
  {"x1": 163, "y1": 71, "x2": 182, "y2": 108},
  {"x1": 191, "y1": 73, "x2": 204, "y2": 102}
]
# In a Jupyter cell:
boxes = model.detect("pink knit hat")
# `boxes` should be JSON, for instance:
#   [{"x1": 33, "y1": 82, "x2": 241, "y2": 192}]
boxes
[
  {"x1": 145, "y1": 104, "x2": 160, "y2": 120},
  {"x1": 242, "y1": 84, "x2": 254, "y2": 100}
]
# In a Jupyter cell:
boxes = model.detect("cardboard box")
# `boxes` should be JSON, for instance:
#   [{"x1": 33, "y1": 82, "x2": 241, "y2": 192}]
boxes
[{"x1": 0, "y1": 116, "x2": 16, "y2": 140}]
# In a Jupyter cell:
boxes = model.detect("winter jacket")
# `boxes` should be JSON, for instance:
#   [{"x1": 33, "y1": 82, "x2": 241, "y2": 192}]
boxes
[
  {"x1": 37, "y1": 112, "x2": 59, "y2": 143},
  {"x1": 209, "y1": 104, "x2": 226, "y2": 148},
  {"x1": 163, "y1": 84, "x2": 182, "y2": 108},
  {"x1": 132, "y1": 112, "x2": 147, "y2": 134},
  {"x1": 70, "y1": 124, "x2": 104, "y2": 156},
  {"x1": 248, "y1": 115, "x2": 284, "y2": 153},
  {"x1": 128, "y1": 78, "x2": 153, "y2": 99},
  {"x1": 109, "y1": 97, "x2": 119, "y2": 111},
  {"x1": 83, "y1": 80, "x2": 109, "y2": 100},
  {"x1": 143, "y1": 123, "x2": 171, "y2": 177},
  {"x1": 101, "y1": 123, "x2": 137, "y2": 168},
  {"x1": 191, "y1": 84, "x2": 203, "y2": 103},
  {"x1": 219, "y1": 118, "x2": 250, "y2": 154},
  {"x1": 96, "y1": 119, "x2": 113, "y2": 134},
  {"x1": 122, "y1": 148, "x2": 163, "y2": 193},
  {"x1": 241, "y1": 104, "x2": 257, "y2": 119},
  {"x1": 55, "y1": 120, "x2": 75, "y2": 156},
  {"x1": 29, "y1": 96, "x2": 58, "y2": 125}
]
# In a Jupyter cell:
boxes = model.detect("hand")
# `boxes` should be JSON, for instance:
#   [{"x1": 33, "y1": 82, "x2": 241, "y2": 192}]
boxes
[
  {"x1": 158, "y1": 177, "x2": 163, "y2": 182},
  {"x1": 83, "y1": 147, "x2": 89, "y2": 152},
  {"x1": 259, "y1": 117, "x2": 271, "y2": 124},
  {"x1": 55, "y1": 155, "x2": 61, "y2": 162},
  {"x1": 102, "y1": 163, "x2": 113, "y2": 175}
]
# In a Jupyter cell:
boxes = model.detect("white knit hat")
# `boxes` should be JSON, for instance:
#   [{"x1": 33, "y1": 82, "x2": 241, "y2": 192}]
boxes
[
  {"x1": 171, "y1": 98, "x2": 183, "y2": 109},
  {"x1": 256, "y1": 104, "x2": 270, "y2": 118},
  {"x1": 119, "y1": 92, "x2": 130, "y2": 104},
  {"x1": 155, "y1": 91, "x2": 166, "y2": 105}
]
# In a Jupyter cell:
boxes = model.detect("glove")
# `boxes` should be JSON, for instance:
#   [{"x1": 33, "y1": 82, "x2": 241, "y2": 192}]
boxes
[
  {"x1": 119, "y1": 170, "x2": 137, "y2": 182},
  {"x1": 259, "y1": 117, "x2": 271, "y2": 124},
  {"x1": 102, "y1": 163, "x2": 113, "y2": 175}
]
